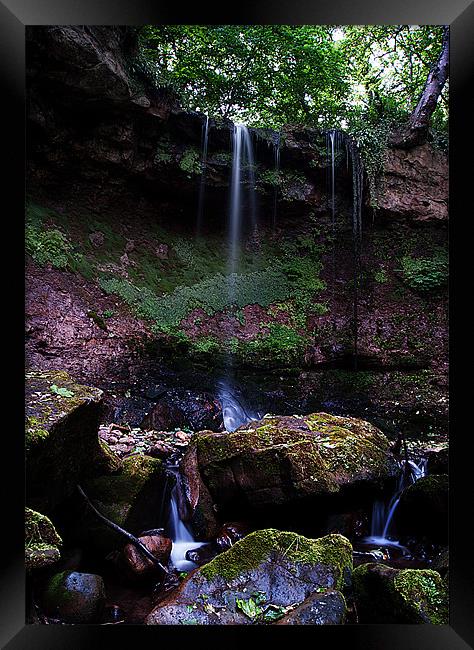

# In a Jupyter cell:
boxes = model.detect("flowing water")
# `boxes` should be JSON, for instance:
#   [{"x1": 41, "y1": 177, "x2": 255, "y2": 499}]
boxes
[
  {"x1": 165, "y1": 462, "x2": 207, "y2": 571},
  {"x1": 196, "y1": 115, "x2": 210, "y2": 235},
  {"x1": 219, "y1": 124, "x2": 259, "y2": 431},
  {"x1": 272, "y1": 131, "x2": 281, "y2": 229},
  {"x1": 363, "y1": 458, "x2": 428, "y2": 551}
]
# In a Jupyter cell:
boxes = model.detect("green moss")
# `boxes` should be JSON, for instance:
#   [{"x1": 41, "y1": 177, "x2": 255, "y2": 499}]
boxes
[
  {"x1": 25, "y1": 508, "x2": 62, "y2": 570},
  {"x1": 200, "y1": 529, "x2": 352, "y2": 589},
  {"x1": 179, "y1": 147, "x2": 202, "y2": 175},
  {"x1": 394, "y1": 569, "x2": 448, "y2": 624}
]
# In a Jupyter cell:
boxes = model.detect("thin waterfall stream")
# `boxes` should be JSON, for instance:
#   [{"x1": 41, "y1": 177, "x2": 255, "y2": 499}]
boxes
[
  {"x1": 196, "y1": 115, "x2": 210, "y2": 235},
  {"x1": 363, "y1": 457, "x2": 428, "y2": 550}
]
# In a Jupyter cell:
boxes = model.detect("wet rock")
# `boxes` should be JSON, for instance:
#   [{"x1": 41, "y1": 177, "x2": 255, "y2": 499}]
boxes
[
  {"x1": 25, "y1": 369, "x2": 111, "y2": 512},
  {"x1": 146, "y1": 441, "x2": 175, "y2": 459},
  {"x1": 141, "y1": 390, "x2": 223, "y2": 432},
  {"x1": 425, "y1": 444, "x2": 449, "y2": 474},
  {"x1": 190, "y1": 413, "x2": 398, "y2": 512},
  {"x1": 42, "y1": 571, "x2": 106, "y2": 624},
  {"x1": 216, "y1": 522, "x2": 249, "y2": 550},
  {"x1": 274, "y1": 590, "x2": 346, "y2": 625},
  {"x1": 122, "y1": 534, "x2": 172, "y2": 579},
  {"x1": 78, "y1": 455, "x2": 165, "y2": 553},
  {"x1": 180, "y1": 442, "x2": 220, "y2": 539},
  {"x1": 395, "y1": 474, "x2": 448, "y2": 542},
  {"x1": 146, "y1": 529, "x2": 352, "y2": 625},
  {"x1": 323, "y1": 510, "x2": 369, "y2": 540},
  {"x1": 185, "y1": 544, "x2": 219, "y2": 567},
  {"x1": 353, "y1": 563, "x2": 448, "y2": 624},
  {"x1": 25, "y1": 508, "x2": 62, "y2": 570}
]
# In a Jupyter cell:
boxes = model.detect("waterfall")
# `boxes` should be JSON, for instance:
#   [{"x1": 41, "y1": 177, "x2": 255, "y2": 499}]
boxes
[
  {"x1": 219, "y1": 124, "x2": 259, "y2": 432},
  {"x1": 196, "y1": 115, "x2": 210, "y2": 235},
  {"x1": 272, "y1": 132, "x2": 281, "y2": 229},
  {"x1": 349, "y1": 139, "x2": 363, "y2": 370},
  {"x1": 365, "y1": 458, "x2": 428, "y2": 547},
  {"x1": 166, "y1": 463, "x2": 207, "y2": 571}
]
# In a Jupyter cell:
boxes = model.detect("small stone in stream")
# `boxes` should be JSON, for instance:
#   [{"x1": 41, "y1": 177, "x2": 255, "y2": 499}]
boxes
[
  {"x1": 122, "y1": 535, "x2": 172, "y2": 580},
  {"x1": 108, "y1": 436, "x2": 118, "y2": 444},
  {"x1": 216, "y1": 522, "x2": 249, "y2": 550},
  {"x1": 185, "y1": 544, "x2": 219, "y2": 567},
  {"x1": 42, "y1": 571, "x2": 106, "y2": 624},
  {"x1": 175, "y1": 431, "x2": 189, "y2": 442}
]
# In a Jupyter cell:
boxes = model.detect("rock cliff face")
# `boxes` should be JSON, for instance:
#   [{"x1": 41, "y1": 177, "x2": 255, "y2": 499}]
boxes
[{"x1": 25, "y1": 26, "x2": 448, "y2": 436}]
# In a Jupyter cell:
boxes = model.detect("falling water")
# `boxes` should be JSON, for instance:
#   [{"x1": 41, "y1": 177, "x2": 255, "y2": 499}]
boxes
[
  {"x1": 219, "y1": 124, "x2": 259, "y2": 432},
  {"x1": 364, "y1": 458, "x2": 428, "y2": 549},
  {"x1": 166, "y1": 463, "x2": 207, "y2": 571},
  {"x1": 272, "y1": 132, "x2": 281, "y2": 229},
  {"x1": 196, "y1": 115, "x2": 210, "y2": 235},
  {"x1": 349, "y1": 139, "x2": 364, "y2": 370}
]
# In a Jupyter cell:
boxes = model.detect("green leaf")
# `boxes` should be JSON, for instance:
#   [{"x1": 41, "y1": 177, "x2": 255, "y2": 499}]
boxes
[{"x1": 50, "y1": 384, "x2": 74, "y2": 398}]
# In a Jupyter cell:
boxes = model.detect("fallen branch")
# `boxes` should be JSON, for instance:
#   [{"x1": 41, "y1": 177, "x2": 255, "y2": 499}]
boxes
[{"x1": 77, "y1": 484, "x2": 169, "y2": 574}]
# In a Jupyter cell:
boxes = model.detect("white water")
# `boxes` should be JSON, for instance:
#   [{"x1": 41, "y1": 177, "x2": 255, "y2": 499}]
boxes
[
  {"x1": 167, "y1": 468, "x2": 207, "y2": 571},
  {"x1": 217, "y1": 380, "x2": 261, "y2": 432},
  {"x1": 364, "y1": 458, "x2": 427, "y2": 550},
  {"x1": 272, "y1": 132, "x2": 281, "y2": 228},
  {"x1": 219, "y1": 124, "x2": 259, "y2": 432},
  {"x1": 196, "y1": 115, "x2": 210, "y2": 235}
]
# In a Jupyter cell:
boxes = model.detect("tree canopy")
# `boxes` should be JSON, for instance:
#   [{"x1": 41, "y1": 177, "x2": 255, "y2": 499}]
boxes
[{"x1": 138, "y1": 25, "x2": 448, "y2": 136}]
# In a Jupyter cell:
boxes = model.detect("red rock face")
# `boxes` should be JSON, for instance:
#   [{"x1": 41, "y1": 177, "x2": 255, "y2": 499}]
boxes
[
  {"x1": 25, "y1": 261, "x2": 151, "y2": 385},
  {"x1": 376, "y1": 144, "x2": 448, "y2": 222}
]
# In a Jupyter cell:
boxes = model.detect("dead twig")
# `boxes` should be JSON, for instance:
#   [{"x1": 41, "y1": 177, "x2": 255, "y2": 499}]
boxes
[{"x1": 77, "y1": 484, "x2": 168, "y2": 574}]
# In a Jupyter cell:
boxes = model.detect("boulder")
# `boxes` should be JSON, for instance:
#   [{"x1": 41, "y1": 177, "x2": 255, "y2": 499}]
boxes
[
  {"x1": 353, "y1": 563, "x2": 448, "y2": 624},
  {"x1": 25, "y1": 508, "x2": 62, "y2": 570},
  {"x1": 25, "y1": 369, "x2": 117, "y2": 512},
  {"x1": 41, "y1": 571, "x2": 106, "y2": 624},
  {"x1": 395, "y1": 474, "x2": 448, "y2": 542},
  {"x1": 79, "y1": 455, "x2": 165, "y2": 553},
  {"x1": 146, "y1": 529, "x2": 352, "y2": 625},
  {"x1": 186, "y1": 413, "x2": 398, "y2": 513},
  {"x1": 274, "y1": 590, "x2": 346, "y2": 625},
  {"x1": 180, "y1": 442, "x2": 220, "y2": 539},
  {"x1": 122, "y1": 534, "x2": 172, "y2": 580}
]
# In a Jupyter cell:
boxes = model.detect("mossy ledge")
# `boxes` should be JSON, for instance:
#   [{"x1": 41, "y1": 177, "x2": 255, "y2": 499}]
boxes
[
  {"x1": 25, "y1": 507, "x2": 62, "y2": 570},
  {"x1": 199, "y1": 529, "x2": 353, "y2": 590}
]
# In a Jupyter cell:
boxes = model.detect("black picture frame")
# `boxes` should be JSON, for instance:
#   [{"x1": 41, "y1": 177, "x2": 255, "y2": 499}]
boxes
[{"x1": 1, "y1": 0, "x2": 471, "y2": 647}]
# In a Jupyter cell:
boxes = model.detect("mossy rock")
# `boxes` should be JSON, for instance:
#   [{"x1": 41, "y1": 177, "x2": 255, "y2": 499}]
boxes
[
  {"x1": 41, "y1": 571, "x2": 106, "y2": 624},
  {"x1": 25, "y1": 508, "x2": 62, "y2": 570},
  {"x1": 79, "y1": 455, "x2": 165, "y2": 553},
  {"x1": 190, "y1": 413, "x2": 398, "y2": 511},
  {"x1": 146, "y1": 529, "x2": 352, "y2": 625},
  {"x1": 395, "y1": 474, "x2": 448, "y2": 542},
  {"x1": 353, "y1": 563, "x2": 448, "y2": 624},
  {"x1": 25, "y1": 369, "x2": 116, "y2": 512}
]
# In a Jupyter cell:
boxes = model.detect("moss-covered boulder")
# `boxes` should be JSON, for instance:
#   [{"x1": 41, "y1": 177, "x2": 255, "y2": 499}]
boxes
[
  {"x1": 25, "y1": 508, "x2": 62, "y2": 570},
  {"x1": 78, "y1": 455, "x2": 165, "y2": 553},
  {"x1": 185, "y1": 413, "x2": 398, "y2": 513},
  {"x1": 353, "y1": 563, "x2": 448, "y2": 624},
  {"x1": 26, "y1": 369, "x2": 118, "y2": 512},
  {"x1": 395, "y1": 474, "x2": 448, "y2": 542},
  {"x1": 41, "y1": 571, "x2": 106, "y2": 623},
  {"x1": 146, "y1": 529, "x2": 352, "y2": 625}
]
